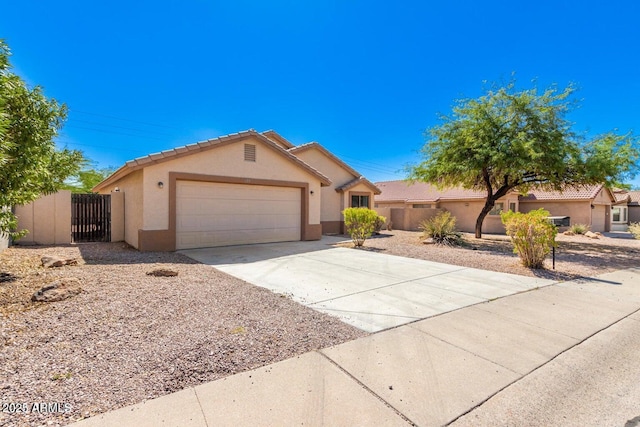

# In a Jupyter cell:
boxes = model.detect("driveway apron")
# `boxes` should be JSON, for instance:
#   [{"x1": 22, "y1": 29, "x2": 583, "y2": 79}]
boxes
[{"x1": 181, "y1": 237, "x2": 556, "y2": 332}]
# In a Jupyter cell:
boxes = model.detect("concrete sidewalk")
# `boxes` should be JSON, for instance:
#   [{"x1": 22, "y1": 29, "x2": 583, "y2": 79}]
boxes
[{"x1": 71, "y1": 268, "x2": 640, "y2": 427}]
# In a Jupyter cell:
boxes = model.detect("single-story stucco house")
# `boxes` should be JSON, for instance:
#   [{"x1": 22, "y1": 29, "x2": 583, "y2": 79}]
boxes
[
  {"x1": 93, "y1": 129, "x2": 380, "y2": 251},
  {"x1": 374, "y1": 180, "x2": 618, "y2": 233}
]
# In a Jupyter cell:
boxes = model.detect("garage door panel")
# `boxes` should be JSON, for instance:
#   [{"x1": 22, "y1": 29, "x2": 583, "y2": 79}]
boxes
[{"x1": 176, "y1": 181, "x2": 302, "y2": 249}]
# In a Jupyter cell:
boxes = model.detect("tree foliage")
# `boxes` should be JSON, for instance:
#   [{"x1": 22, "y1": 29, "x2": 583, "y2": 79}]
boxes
[
  {"x1": 409, "y1": 80, "x2": 639, "y2": 238},
  {"x1": 0, "y1": 40, "x2": 83, "y2": 237},
  {"x1": 62, "y1": 166, "x2": 116, "y2": 193}
]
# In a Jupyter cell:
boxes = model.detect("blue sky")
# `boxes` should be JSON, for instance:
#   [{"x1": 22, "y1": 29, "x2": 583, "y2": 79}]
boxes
[{"x1": 2, "y1": 1, "x2": 639, "y2": 186}]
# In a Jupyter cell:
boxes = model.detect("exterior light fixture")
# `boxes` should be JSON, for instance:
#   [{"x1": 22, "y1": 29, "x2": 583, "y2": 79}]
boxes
[{"x1": 158, "y1": 181, "x2": 164, "y2": 189}]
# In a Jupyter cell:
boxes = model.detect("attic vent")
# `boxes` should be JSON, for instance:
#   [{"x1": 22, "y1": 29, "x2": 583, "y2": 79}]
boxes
[{"x1": 244, "y1": 144, "x2": 256, "y2": 162}]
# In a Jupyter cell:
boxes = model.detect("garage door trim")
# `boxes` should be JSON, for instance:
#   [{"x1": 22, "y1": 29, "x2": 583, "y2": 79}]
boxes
[{"x1": 138, "y1": 172, "x2": 315, "y2": 251}]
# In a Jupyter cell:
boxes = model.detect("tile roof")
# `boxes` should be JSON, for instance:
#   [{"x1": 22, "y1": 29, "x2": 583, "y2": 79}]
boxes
[
  {"x1": 289, "y1": 142, "x2": 381, "y2": 194},
  {"x1": 335, "y1": 177, "x2": 382, "y2": 195},
  {"x1": 519, "y1": 184, "x2": 605, "y2": 201},
  {"x1": 93, "y1": 130, "x2": 332, "y2": 191},
  {"x1": 375, "y1": 180, "x2": 613, "y2": 203},
  {"x1": 374, "y1": 180, "x2": 486, "y2": 202},
  {"x1": 626, "y1": 191, "x2": 640, "y2": 205}
]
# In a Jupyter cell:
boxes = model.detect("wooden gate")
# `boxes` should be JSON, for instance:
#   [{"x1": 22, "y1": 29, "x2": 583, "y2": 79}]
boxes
[{"x1": 71, "y1": 194, "x2": 111, "y2": 242}]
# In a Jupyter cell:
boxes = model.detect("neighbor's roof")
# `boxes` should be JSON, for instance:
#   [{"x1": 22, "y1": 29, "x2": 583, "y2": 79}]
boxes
[
  {"x1": 93, "y1": 129, "x2": 332, "y2": 191},
  {"x1": 374, "y1": 180, "x2": 486, "y2": 203},
  {"x1": 623, "y1": 191, "x2": 640, "y2": 205},
  {"x1": 375, "y1": 181, "x2": 614, "y2": 203},
  {"x1": 519, "y1": 184, "x2": 610, "y2": 201}
]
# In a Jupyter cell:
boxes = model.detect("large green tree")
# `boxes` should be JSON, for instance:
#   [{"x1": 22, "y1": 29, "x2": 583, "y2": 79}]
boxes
[
  {"x1": 0, "y1": 40, "x2": 83, "y2": 237},
  {"x1": 409, "y1": 81, "x2": 639, "y2": 238}
]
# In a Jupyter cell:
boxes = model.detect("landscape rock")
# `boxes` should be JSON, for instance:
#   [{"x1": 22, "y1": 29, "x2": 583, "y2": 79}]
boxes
[
  {"x1": 32, "y1": 278, "x2": 83, "y2": 302},
  {"x1": 146, "y1": 269, "x2": 179, "y2": 277},
  {"x1": 584, "y1": 231, "x2": 600, "y2": 239},
  {"x1": 41, "y1": 256, "x2": 78, "y2": 268},
  {"x1": 563, "y1": 231, "x2": 575, "y2": 236}
]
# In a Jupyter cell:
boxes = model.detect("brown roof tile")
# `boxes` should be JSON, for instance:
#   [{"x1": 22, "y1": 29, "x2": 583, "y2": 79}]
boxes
[{"x1": 375, "y1": 181, "x2": 613, "y2": 203}]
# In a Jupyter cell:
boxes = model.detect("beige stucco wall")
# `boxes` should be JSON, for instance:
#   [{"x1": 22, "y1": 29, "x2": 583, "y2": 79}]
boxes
[
  {"x1": 142, "y1": 136, "x2": 323, "y2": 231},
  {"x1": 438, "y1": 200, "x2": 504, "y2": 234},
  {"x1": 342, "y1": 182, "x2": 375, "y2": 212},
  {"x1": 15, "y1": 191, "x2": 72, "y2": 245},
  {"x1": 375, "y1": 202, "x2": 406, "y2": 209},
  {"x1": 110, "y1": 191, "x2": 125, "y2": 242},
  {"x1": 518, "y1": 200, "x2": 593, "y2": 228},
  {"x1": 99, "y1": 170, "x2": 143, "y2": 248},
  {"x1": 293, "y1": 148, "x2": 355, "y2": 222}
]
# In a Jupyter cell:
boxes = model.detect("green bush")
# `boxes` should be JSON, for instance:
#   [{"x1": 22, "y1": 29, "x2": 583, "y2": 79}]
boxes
[
  {"x1": 373, "y1": 215, "x2": 387, "y2": 234},
  {"x1": 569, "y1": 223, "x2": 589, "y2": 235},
  {"x1": 501, "y1": 208, "x2": 557, "y2": 269},
  {"x1": 343, "y1": 207, "x2": 380, "y2": 247},
  {"x1": 629, "y1": 222, "x2": 640, "y2": 239},
  {"x1": 419, "y1": 211, "x2": 463, "y2": 246}
]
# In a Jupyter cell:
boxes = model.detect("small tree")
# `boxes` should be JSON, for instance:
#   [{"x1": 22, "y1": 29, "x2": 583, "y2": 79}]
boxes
[
  {"x1": 0, "y1": 40, "x2": 83, "y2": 237},
  {"x1": 409, "y1": 79, "x2": 639, "y2": 239},
  {"x1": 501, "y1": 209, "x2": 557, "y2": 269},
  {"x1": 419, "y1": 211, "x2": 463, "y2": 246},
  {"x1": 62, "y1": 166, "x2": 116, "y2": 193},
  {"x1": 343, "y1": 207, "x2": 380, "y2": 247}
]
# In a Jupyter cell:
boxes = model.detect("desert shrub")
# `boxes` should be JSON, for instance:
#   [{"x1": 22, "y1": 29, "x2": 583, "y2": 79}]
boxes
[
  {"x1": 501, "y1": 208, "x2": 557, "y2": 269},
  {"x1": 569, "y1": 223, "x2": 589, "y2": 235},
  {"x1": 373, "y1": 215, "x2": 387, "y2": 234},
  {"x1": 629, "y1": 222, "x2": 640, "y2": 239},
  {"x1": 419, "y1": 211, "x2": 463, "y2": 246},
  {"x1": 343, "y1": 207, "x2": 379, "y2": 247}
]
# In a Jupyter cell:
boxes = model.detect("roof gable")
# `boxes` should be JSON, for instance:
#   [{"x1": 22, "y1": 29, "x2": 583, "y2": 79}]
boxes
[
  {"x1": 289, "y1": 142, "x2": 361, "y2": 179},
  {"x1": 260, "y1": 130, "x2": 295, "y2": 149},
  {"x1": 94, "y1": 130, "x2": 331, "y2": 191},
  {"x1": 336, "y1": 177, "x2": 382, "y2": 195}
]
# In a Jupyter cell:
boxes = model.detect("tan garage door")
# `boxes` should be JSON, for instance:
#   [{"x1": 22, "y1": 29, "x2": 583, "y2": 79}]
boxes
[
  {"x1": 176, "y1": 181, "x2": 301, "y2": 249},
  {"x1": 591, "y1": 205, "x2": 607, "y2": 232}
]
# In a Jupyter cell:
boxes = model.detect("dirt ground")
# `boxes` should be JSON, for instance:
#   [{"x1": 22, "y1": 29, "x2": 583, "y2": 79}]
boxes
[
  {"x1": 1, "y1": 233, "x2": 638, "y2": 426},
  {"x1": 0, "y1": 243, "x2": 366, "y2": 426},
  {"x1": 340, "y1": 230, "x2": 640, "y2": 281}
]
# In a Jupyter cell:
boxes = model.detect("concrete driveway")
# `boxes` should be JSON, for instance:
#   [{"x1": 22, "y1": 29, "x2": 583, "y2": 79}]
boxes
[{"x1": 181, "y1": 236, "x2": 556, "y2": 332}]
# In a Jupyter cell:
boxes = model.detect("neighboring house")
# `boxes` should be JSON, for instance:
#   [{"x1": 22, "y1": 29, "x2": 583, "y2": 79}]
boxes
[
  {"x1": 629, "y1": 191, "x2": 640, "y2": 224},
  {"x1": 93, "y1": 129, "x2": 379, "y2": 251},
  {"x1": 374, "y1": 181, "x2": 519, "y2": 233},
  {"x1": 610, "y1": 189, "x2": 640, "y2": 230},
  {"x1": 518, "y1": 185, "x2": 615, "y2": 232},
  {"x1": 288, "y1": 142, "x2": 381, "y2": 234},
  {"x1": 375, "y1": 180, "x2": 616, "y2": 233}
]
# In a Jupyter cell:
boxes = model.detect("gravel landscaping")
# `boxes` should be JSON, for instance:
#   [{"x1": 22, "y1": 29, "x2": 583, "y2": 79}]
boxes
[
  {"x1": 0, "y1": 243, "x2": 366, "y2": 427},
  {"x1": 342, "y1": 230, "x2": 640, "y2": 281},
  {"x1": 1, "y1": 232, "x2": 638, "y2": 426}
]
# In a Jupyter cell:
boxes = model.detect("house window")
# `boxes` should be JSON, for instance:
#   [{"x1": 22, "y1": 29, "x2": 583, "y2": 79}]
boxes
[
  {"x1": 489, "y1": 203, "x2": 504, "y2": 215},
  {"x1": 412, "y1": 204, "x2": 432, "y2": 209},
  {"x1": 244, "y1": 144, "x2": 256, "y2": 162},
  {"x1": 509, "y1": 202, "x2": 517, "y2": 212},
  {"x1": 351, "y1": 195, "x2": 370, "y2": 208},
  {"x1": 612, "y1": 206, "x2": 628, "y2": 223}
]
